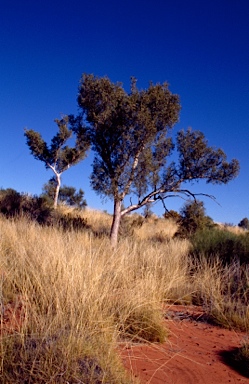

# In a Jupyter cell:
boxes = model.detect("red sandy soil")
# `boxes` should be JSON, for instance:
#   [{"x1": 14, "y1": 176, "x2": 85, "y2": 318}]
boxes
[
  {"x1": 2, "y1": 300, "x2": 249, "y2": 383},
  {"x1": 119, "y1": 305, "x2": 249, "y2": 384}
]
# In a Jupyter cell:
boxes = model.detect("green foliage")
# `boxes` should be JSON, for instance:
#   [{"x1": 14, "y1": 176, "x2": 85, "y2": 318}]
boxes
[
  {"x1": 24, "y1": 116, "x2": 90, "y2": 207},
  {"x1": 0, "y1": 188, "x2": 53, "y2": 224},
  {"x1": 42, "y1": 178, "x2": 87, "y2": 209},
  {"x1": 177, "y1": 129, "x2": 239, "y2": 184},
  {"x1": 191, "y1": 227, "x2": 249, "y2": 265},
  {"x1": 75, "y1": 74, "x2": 239, "y2": 246},
  {"x1": 238, "y1": 217, "x2": 249, "y2": 230},
  {"x1": 77, "y1": 74, "x2": 180, "y2": 202},
  {"x1": 59, "y1": 186, "x2": 87, "y2": 208},
  {"x1": 25, "y1": 117, "x2": 89, "y2": 173},
  {"x1": 179, "y1": 199, "x2": 214, "y2": 236},
  {"x1": 0, "y1": 188, "x2": 90, "y2": 232},
  {"x1": 52, "y1": 211, "x2": 89, "y2": 232},
  {"x1": 22, "y1": 195, "x2": 54, "y2": 224},
  {"x1": 0, "y1": 188, "x2": 22, "y2": 217}
]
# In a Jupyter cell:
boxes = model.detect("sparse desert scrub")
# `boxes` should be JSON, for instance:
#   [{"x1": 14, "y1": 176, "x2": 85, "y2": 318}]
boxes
[
  {"x1": 80, "y1": 207, "x2": 113, "y2": 237},
  {"x1": 0, "y1": 216, "x2": 132, "y2": 383},
  {"x1": 0, "y1": 213, "x2": 191, "y2": 382},
  {"x1": 2, "y1": 208, "x2": 249, "y2": 382},
  {"x1": 190, "y1": 226, "x2": 249, "y2": 265},
  {"x1": 192, "y1": 256, "x2": 249, "y2": 331},
  {"x1": 190, "y1": 226, "x2": 249, "y2": 331}
]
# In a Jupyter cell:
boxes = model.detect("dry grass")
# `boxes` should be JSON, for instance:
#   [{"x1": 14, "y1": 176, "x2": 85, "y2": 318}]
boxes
[
  {"x1": 1, "y1": 207, "x2": 249, "y2": 382},
  {"x1": 192, "y1": 256, "x2": 249, "y2": 331},
  {"x1": 0, "y1": 212, "x2": 191, "y2": 383},
  {"x1": 132, "y1": 216, "x2": 179, "y2": 241},
  {"x1": 218, "y1": 223, "x2": 247, "y2": 236}
]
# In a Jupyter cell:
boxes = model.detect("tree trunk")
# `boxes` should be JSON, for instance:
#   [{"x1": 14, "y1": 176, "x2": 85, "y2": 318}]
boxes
[
  {"x1": 110, "y1": 199, "x2": 122, "y2": 248},
  {"x1": 54, "y1": 173, "x2": 61, "y2": 209}
]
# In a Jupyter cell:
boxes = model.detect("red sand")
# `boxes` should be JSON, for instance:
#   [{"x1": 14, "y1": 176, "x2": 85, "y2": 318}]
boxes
[
  {"x1": 119, "y1": 305, "x2": 249, "y2": 383},
  {"x1": 2, "y1": 300, "x2": 249, "y2": 383}
]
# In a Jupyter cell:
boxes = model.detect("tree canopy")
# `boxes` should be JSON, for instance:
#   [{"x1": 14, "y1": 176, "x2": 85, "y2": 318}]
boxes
[
  {"x1": 25, "y1": 116, "x2": 90, "y2": 208},
  {"x1": 75, "y1": 74, "x2": 239, "y2": 246},
  {"x1": 42, "y1": 177, "x2": 87, "y2": 209}
]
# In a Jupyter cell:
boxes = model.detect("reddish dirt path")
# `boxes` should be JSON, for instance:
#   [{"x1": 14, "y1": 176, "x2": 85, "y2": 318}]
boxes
[{"x1": 119, "y1": 305, "x2": 249, "y2": 384}]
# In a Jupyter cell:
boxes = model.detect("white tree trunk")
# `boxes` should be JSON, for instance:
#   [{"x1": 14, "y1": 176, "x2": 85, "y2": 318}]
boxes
[
  {"x1": 110, "y1": 200, "x2": 122, "y2": 248},
  {"x1": 54, "y1": 173, "x2": 61, "y2": 209}
]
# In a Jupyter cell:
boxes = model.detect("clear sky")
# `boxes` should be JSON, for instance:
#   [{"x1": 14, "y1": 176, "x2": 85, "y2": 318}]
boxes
[{"x1": 1, "y1": 0, "x2": 248, "y2": 224}]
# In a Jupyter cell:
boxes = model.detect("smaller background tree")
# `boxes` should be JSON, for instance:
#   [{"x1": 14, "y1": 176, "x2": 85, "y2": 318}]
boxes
[
  {"x1": 25, "y1": 115, "x2": 90, "y2": 208},
  {"x1": 179, "y1": 200, "x2": 214, "y2": 236}
]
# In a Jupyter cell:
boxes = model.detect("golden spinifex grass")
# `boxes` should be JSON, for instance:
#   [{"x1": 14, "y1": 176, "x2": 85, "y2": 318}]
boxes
[
  {"x1": 0, "y1": 214, "x2": 190, "y2": 383},
  {"x1": 132, "y1": 216, "x2": 179, "y2": 242},
  {"x1": 193, "y1": 256, "x2": 249, "y2": 332}
]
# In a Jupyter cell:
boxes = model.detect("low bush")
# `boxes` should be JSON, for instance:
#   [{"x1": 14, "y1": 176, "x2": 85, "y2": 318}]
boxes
[
  {"x1": 0, "y1": 188, "x2": 23, "y2": 217},
  {"x1": 190, "y1": 227, "x2": 249, "y2": 265},
  {"x1": 177, "y1": 200, "x2": 214, "y2": 237},
  {"x1": 52, "y1": 210, "x2": 89, "y2": 232},
  {"x1": 118, "y1": 305, "x2": 167, "y2": 343},
  {"x1": 0, "y1": 188, "x2": 53, "y2": 224}
]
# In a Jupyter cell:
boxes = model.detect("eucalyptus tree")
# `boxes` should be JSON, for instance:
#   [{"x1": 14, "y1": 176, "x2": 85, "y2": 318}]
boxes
[
  {"x1": 76, "y1": 74, "x2": 239, "y2": 247},
  {"x1": 25, "y1": 116, "x2": 90, "y2": 208}
]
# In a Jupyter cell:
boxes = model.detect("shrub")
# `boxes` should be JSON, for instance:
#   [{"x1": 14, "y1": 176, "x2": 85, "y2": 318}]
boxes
[
  {"x1": 238, "y1": 217, "x2": 249, "y2": 230},
  {"x1": 52, "y1": 211, "x2": 89, "y2": 232},
  {"x1": 118, "y1": 305, "x2": 167, "y2": 343},
  {"x1": 0, "y1": 188, "x2": 22, "y2": 217},
  {"x1": 191, "y1": 227, "x2": 249, "y2": 265},
  {"x1": 22, "y1": 195, "x2": 54, "y2": 224},
  {"x1": 0, "y1": 189, "x2": 54, "y2": 225},
  {"x1": 177, "y1": 200, "x2": 214, "y2": 237}
]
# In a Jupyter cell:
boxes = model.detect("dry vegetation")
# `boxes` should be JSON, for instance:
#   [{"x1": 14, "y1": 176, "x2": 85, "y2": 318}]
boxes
[{"x1": 0, "y1": 208, "x2": 248, "y2": 382}]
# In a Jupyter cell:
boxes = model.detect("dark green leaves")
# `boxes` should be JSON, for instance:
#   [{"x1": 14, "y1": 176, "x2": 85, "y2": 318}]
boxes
[
  {"x1": 77, "y1": 74, "x2": 181, "y2": 200},
  {"x1": 177, "y1": 128, "x2": 240, "y2": 184},
  {"x1": 24, "y1": 116, "x2": 90, "y2": 173}
]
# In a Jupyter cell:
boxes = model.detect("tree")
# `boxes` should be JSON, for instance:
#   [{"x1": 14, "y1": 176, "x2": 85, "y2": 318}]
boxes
[
  {"x1": 179, "y1": 199, "x2": 214, "y2": 236},
  {"x1": 42, "y1": 177, "x2": 87, "y2": 209},
  {"x1": 238, "y1": 217, "x2": 249, "y2": 230},
  {"x1": 76, "y1": 74, "x2": 239, "y2": 247},
  {"x1": 24, "y1": 116, "x2": 90, "y2": 208}
]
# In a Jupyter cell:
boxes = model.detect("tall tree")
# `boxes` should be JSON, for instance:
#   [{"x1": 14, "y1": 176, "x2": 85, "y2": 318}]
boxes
[
  {"x1": 76, "y1": 74, "x2": 239, "y2": 247},
  {"x1": 25, "y1": 116, "x2": 90, "y2": 208}
]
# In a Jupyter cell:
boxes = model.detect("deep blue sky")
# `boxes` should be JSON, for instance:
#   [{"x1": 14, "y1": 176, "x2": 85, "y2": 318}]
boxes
[{"x1": 1, "y1": 0, "x2": 248, "y2": 224}]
